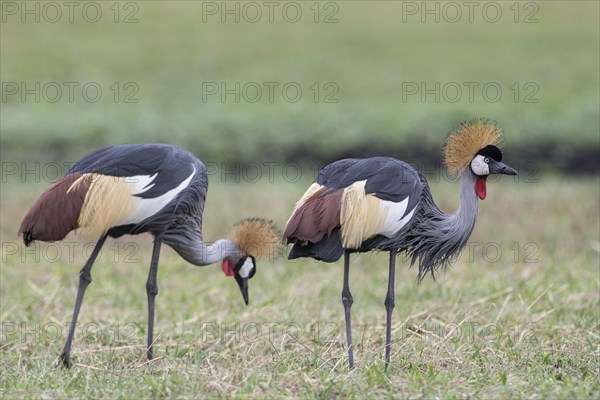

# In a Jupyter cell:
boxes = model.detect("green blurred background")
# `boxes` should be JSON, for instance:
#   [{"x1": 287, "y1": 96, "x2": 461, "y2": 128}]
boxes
[{"x1": 2, "y1": 1, "x2": 599, "y2": 172}]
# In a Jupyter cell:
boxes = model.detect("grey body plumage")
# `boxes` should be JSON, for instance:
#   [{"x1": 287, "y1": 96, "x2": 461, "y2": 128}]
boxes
[
  {"x1": 287, "y1": 158, "x2": 480, "y2": 282},
  {"x1": 283, "y1": 120, "x2": 518, "y2": 370},
  {"x1": 20, "y1": 144, "x2": 262, "y2": 367}
]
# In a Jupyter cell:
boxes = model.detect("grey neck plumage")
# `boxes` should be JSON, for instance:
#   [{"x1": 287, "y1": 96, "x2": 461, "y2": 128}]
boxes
[
  {"x1": 446, "y1": 169, "x2": 480, "y2": 239},
  {"x1": 165, "y1": 237, "x2": 242, "y2": 266},
  {"x1": 398, "y1": 169, "x2": 480, "y2": 281}
]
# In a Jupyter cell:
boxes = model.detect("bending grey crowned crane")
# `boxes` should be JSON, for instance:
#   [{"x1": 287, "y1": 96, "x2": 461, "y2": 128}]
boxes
[
  {"x1": 19, "y1": 144, "x2": 279, "y2": 368},
  {"x1": 283, "y1": 119, "x2": 517, "y2": 370}
]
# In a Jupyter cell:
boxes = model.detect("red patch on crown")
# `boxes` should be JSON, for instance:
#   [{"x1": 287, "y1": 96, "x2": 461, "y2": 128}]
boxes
[
  {"x1": 475, "y1": 178, "x2": 487, "y2": 200},
  {"x1": 222, "y1": 259, "x2": 235, "y2": 276}
]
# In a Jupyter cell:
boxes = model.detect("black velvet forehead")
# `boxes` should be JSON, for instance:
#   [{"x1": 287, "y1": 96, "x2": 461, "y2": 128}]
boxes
[{"x1": 476, "y1": 145, "x2": 502, "y2": 162}]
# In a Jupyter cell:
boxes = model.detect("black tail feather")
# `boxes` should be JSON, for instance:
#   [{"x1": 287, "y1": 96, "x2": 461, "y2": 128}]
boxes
[
  {"x1": 288, "y1": 228, "x2": 344, "y2": 263},
  {"x1": 23, "y1": 231, "x2": 34, "y2": 246}
]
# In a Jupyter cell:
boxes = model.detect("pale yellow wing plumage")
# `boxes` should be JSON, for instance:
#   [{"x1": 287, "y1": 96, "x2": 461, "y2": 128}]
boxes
[
  {"x1": 68, "y1": 173, "x2": 135, "y2": 236},
  {"x1": 339, "y1": 180, "x2": 388, "y2": 249}
]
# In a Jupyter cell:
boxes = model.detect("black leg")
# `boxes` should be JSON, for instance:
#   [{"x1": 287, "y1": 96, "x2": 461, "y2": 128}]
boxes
[
  {"x1": 146, "y1": 235, "x2": 163, "y2": 360},
  {"x1": 60, "y1": 234, "x2": 108, "y2": 368},
  {"x1": 341, "y1": 251, "x2": 355, "y2": 370},
  {"x1": 384, "y1": 250, "x2": 397, "y2": 370}
]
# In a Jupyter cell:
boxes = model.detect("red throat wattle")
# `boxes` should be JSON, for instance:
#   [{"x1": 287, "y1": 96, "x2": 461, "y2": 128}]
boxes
[
  {"x1": 475, "y1": 178, "x2": 487, "y2": 200},
  {"x1": 222, "y1": 259, "x2": 235, "y2": 276}
]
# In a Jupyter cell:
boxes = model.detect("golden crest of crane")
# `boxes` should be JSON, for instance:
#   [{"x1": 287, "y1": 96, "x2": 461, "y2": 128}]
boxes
[{"x1": 443, "y1": 119, "x2": 504, "y2": 176}]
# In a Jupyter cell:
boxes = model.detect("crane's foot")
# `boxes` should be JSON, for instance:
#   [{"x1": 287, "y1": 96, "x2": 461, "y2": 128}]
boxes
[{"x1": 59, "y1": 351, "x2": 73, "y2": 369}]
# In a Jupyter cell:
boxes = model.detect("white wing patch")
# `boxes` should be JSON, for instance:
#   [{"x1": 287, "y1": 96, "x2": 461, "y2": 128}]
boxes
[
  {"x1": 119, "y1": 168, "x2": 196, "y2": 225},
  {"x1": 124, "y1": 173, "x2": 157, "y2": 194},
  {"x1": 377, "y1": 197, "x2": 416, "y2": 237}
]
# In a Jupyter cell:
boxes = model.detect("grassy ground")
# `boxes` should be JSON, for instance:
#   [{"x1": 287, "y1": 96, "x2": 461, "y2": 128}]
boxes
[{"x1": 1, "y1": 175, "x2": 598, "y2": 398}]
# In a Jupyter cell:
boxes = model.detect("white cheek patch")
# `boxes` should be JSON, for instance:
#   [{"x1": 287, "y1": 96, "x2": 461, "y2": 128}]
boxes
[
  {"x1": 471, "y1": 155, "x2": 489, "y2": 176},
  {"x1": 237, "y1": 257, "x2": 254, "y2": 279}
]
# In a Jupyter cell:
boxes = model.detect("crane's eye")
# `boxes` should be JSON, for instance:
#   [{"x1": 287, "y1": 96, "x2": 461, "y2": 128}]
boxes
[{"x1": 484, "y1": 157, "x2": 490, "y2": 163}]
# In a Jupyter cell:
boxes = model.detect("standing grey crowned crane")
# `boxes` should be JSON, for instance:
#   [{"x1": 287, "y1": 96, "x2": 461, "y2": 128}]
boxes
[
  {"x1": 19, "y1": 144, "x2": 280, "y2": 368},
  {"x1": 283, "y1": 119, "x2": 517, "y2": 370}
]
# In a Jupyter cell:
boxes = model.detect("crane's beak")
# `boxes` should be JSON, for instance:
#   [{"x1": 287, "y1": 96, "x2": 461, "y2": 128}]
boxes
[
  {"x1": 489, "y1": 160, "x2": 517, "y2": 175},
  {"x1": 234, "y1": 275, "x2": 249, "y2": 305}
]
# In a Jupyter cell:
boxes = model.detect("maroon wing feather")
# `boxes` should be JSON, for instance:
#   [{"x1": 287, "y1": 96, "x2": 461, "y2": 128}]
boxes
[
  {"x1": 283, "y1": 188, "x2": 343, "y2": 244},
  {"x1": 19, "y1": 173, "x2": 91, "y2": 245}
]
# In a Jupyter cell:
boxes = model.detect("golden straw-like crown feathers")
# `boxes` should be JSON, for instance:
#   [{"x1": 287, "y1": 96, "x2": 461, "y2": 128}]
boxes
[
  {"x1": 227, "y1": 217, "x2": 281, "y2": 260},
  {"x1": 443, "y1": 119, "x2": 503, "y2": 176}
]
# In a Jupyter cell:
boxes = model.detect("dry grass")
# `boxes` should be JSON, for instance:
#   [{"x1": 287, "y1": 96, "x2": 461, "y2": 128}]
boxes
[{"x1": 1, "y1": 176, "x2": 599, "y2": 398}]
